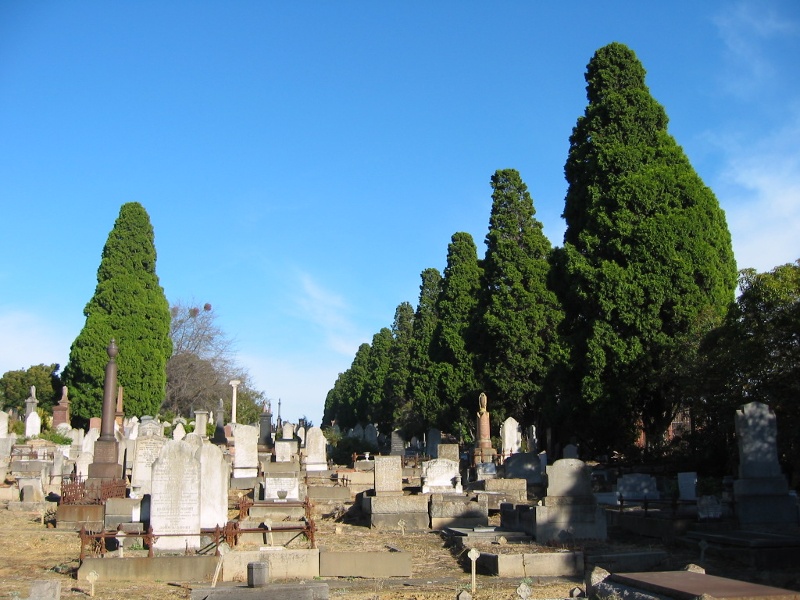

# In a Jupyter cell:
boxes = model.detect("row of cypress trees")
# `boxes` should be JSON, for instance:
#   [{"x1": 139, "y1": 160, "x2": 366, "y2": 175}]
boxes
[{"x1": 322, "y1": 43, "x2": 738, "y2": 457}]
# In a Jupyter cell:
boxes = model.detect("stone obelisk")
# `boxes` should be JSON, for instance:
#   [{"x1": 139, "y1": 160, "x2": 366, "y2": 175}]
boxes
[{"x1": 87, "y1": 340, "x2": 123, "y2": 484}]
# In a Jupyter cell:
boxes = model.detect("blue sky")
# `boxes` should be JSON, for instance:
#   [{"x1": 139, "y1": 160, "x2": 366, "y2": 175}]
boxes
[{"x1": 1, "y1": 2, "x2": 798, "y2": 425}]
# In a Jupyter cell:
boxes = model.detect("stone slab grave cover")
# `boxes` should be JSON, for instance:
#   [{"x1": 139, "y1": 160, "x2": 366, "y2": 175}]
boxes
[
  {"x1": 303, "y1": 426, "x2": 327, "y2": 471},
  {"x1": 422, "y1": 458, "x2": 462, "y2": 493},
  {"x1": 150, "y1": 440, "x2": 201, "y2": 551},
  {"x1": 535, "y1": 458, "x2": 607, "y2": 543},
  {"x1": 733, "y1": 401, "x2": 798, "y2": 528},
  {"x1": 233, "y1": 423, "x2": 259, "y2": 478},
  {"x1": 130, "y1": 434, "x2": 167, "y2": 496},
  {"x1": 500, "y1": 417, "x2": 522, "y2": 462}
]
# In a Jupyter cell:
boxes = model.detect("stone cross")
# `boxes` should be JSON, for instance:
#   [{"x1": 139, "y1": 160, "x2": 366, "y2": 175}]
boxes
[{"x1": 467, "y1": 547, "x2": 480, "y2": 594}]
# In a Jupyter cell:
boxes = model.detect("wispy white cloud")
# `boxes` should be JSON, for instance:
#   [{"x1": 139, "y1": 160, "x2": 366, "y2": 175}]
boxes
[
  {"x1": 714, "y1": 114, "x2": 800, "y2": 272},
  {"x1": 0, "y1": 309, "x2": 72, "y2": 374},
  {"x1": 713, "y1": 1, "x2": 798, "y2": 97},
  {"x1": 292, "y1": 271, "x2": 368, "y2": 357}
]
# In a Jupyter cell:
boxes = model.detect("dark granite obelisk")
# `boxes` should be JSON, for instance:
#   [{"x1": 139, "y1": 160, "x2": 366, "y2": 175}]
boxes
[{"x1": 87, "y1": 339, "x2": 123, "y2": 482}]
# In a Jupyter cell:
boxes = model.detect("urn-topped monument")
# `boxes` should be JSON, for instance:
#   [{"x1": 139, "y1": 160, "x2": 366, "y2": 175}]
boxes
[{"x1": 472, "y1": 392, "x2": 497, "y2": 466}]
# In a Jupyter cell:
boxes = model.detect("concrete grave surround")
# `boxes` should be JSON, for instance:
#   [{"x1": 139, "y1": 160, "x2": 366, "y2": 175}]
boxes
[
  {"x1": 25, "y1": 411, "x2": 42, "y2": 438},
  {"x1": 233, "y1": 423, "x2": 259, "y2": 478},
  {"x1": 374, "y1": 455, "x2": 403, "y2": 496},
  {"x1": 150, "y1": 440, "x2": 201, "y2": 551},
  {"x1": 500, "y1": 417, "x2": 522, "y2": 461},
  {"x1": 421, "y1": 458, "x2": 462, "y2": 494},
  {"x1": 303, "y1": 426, "x2": 327, "y2": 471},
  {"x1": 198, "y1": 442, "x2": 229, "y2": 528},
  {"x1": 130, "y1": 434, "x2": 167, "y2": 495}
]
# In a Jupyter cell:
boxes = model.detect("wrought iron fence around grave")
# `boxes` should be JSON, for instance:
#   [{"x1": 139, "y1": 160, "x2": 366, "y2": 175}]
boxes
[{"x1": 60, "y1": 475, "x2": 127, "y2": 505}]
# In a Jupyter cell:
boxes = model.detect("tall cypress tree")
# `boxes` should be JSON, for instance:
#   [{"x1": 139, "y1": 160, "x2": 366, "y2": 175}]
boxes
[
  {"x1": 557, "y1": 43, "x2": 737, "y2": 454},
  {"x1": 380, "y1": 301, "x2": 415, "y2": 433},
  {"x1": 432, "y1": 232, "x2": 483, "y2": 438},
  {"x1": 478, "y1": 169, "x2": 564, "y2": 426},
  {"x1": 406, "y1": 267, "x2": 442, "y2": 436},
  {"x1": 63, "y1": 203, "x2": 172, "y2": 422}
]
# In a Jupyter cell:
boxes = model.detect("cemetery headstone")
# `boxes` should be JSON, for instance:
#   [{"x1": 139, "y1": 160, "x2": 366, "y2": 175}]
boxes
[
  {"x1": 172, "y1": 422, "x2": 186, "y2": 441},
  {"x1": 281, "y1": 422, "x2": 295, "y2": 441},
  {"x1": 437, "y1": 443, "x2": 460, "y2": 464},
  {"x1": 303, "y1": 426, "x2": 327, "y2": 471},
  {"x1": 263, "y1": 475, "x2": 300, "y2": 500},
  {"x1": 25, "y1": 411, "x2": 41, "y2": 438},
  {"x1": 352, "y1": 423, "x2": 364, "y2": 440},
  {"x1": 232, "y1": 424, "x2": 259, "y2": 478},
  {"x1": 130, "y1": 435, "x2": 167, "y2": 496},
  {"x1": 733, "y1": 401, "x2": 798, "y2": 528},
  {"x1": 0, "y1": 410, "x2": 8, "y2": 438},
  {"x1": 617, "y1": 473, "x2": 659, "y2": 501},
  {"x1": 426, "y1": 428, "x2": 441, "y2": 458},
  {"x1": 563, "y1": 444, "x2": 578, "y2": 459},
  {"x1": 374, "y1": 455, "x2": 403, "y2": 496},
  {"x1": 526, "y1": 425, "x2": 537, "y2": 453},
  {"x1": 421, "y1": 458, "x2": 462, "y2": 494},
  {"x1": 193, "y1": 410, "x2": 209, "y2": 439},
  {"x1": 274, "y1": 439, "x2": 297, "y2": 463},
  {"x1": 364, "y1": 423, "x2": 379, "y2": 448},
  {"x1": 678, "y1": 472, "x2": 697, "y2": 501},
  {"x1": 500, "y1": 417, "x2": 521, "y2": 462},
  {"x1": 150, "y1": 440, "x2": 201, "y2": 550},
  {"x1": 198, "y1": 443, "x2": 229, "y2": 528},
  {"x1": 390, "y1": 430, "x2": 405, "y2": 456}
]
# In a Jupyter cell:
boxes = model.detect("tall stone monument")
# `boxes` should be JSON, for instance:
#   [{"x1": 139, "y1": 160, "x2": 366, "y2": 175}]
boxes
[
  {"x1": 473, "y1": 392, "x2": 497, "y2": 466},
  {"x1": 733, "y1": 401, "x2": 799, "y2": 530},
  {"x1": 52, "y1": 386, "x2": 71, "y2": 429},
  {"x1": 87, "y1": 340, "x2": 123, "y2": 484},
  {"x1": 24, "y1": 386, "x2": 38, "y2": 418}
]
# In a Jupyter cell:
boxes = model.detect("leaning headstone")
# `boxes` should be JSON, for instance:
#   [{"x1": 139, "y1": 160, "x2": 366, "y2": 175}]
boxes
[
  {"x1": 198, "y1": 443, "x2": 229, "y2": 528},
  {"x1": 426, "y1": 428, "x2": 441, "y2": 458},
  {"x1": 232, "y1": 424, "x2": 259, "y2": 478},
  {"x1": 374, "y1": 455, "x2": 403, "y2": 496},
  {"x1": 733, "y1": 401, "x2": 798, "y2": 529},
  {"x1": 535, "y1": 458, "x2": 606, "y2": 542},
  {"x1": 500, "y1": 417, "x2": 522, "y2": 462},
  {"x1": 150, "y1": 440, "x2": 201, "y2": 550},
  {"x1": 25, "y1": 411, "x2": 41, "y2": 438},
  {"x1": 303, "y1": 427, "x2": 327, "y2": 471}
]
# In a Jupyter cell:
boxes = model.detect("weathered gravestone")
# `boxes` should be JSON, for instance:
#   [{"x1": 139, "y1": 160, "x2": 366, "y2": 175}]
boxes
[
  {"x1": 263, "y1": 475, "x2": 301, "y2": 500},
  {"x1": 194, "y1": 410, "x2": 209, "y2": 440},
  {"x1": 535, "y1": 458, "x2": 607, "y2": 542},
  {"x1": 562, "y1": 444, "x2": 579, "y2": 459},
  {"x1": 426, "y1": 428, "x2": 441, "y2": 458},
  {"x1": 281, "y1": 422, "x2": 295, "y2": 441},
  {"x1": 232, "y1": 424, "x2": 259, "y2": 478},
  {"x1": 422, "y1": 458, "x2": 462, "y2": 494},
  {"x1": 0, "y1": 410, "x2": 8, "y2": 438},
  {"x1": 500, "y1": 417, "x2": 522, "y2": 462},
  {"x1": 733, "y1": 401, "x2": 798, "y2": 529},
  {"x1": 503, "y1": 452, "x2": 543, "y2": 486},
  {"x1": 172, "y1": 421, "x2": 186, "y2": 441},
  {"x1": 617, "y1": 473, "x2": 659, "y2": 501},
  {"x1": 274, "y1": 439, "x2": 297, "y2": 463},
  {"x1": 390, "y1": 430, "x2": 405, "y2": 456},
  {"x1": 199, "y1": 443, "x2": 230, "y2": 528},
  {"x1": 130, "y1": 434, "x2": 167, "y2": 496},
  {"x1": 150, "y1": 440, "x2": 201, "y2": 550},
  {"x1": 364, "y1": 423, "x2": 379, "y2": 448},
  {"x1": 25, "y1": 411, "x2": 41, "y2": 438},
  {"x1": 303, "y1": 426, "x2": 327, "y2": 471},
  {"x1": 678, "y1": 472, "x2": 697, "y2": 502},
  {"x1": 437, "y1": 443, "x2": 460, "y2": 464},
  {"x1": 374, "y1": 455, "x2": 403, "y2": 496}
]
